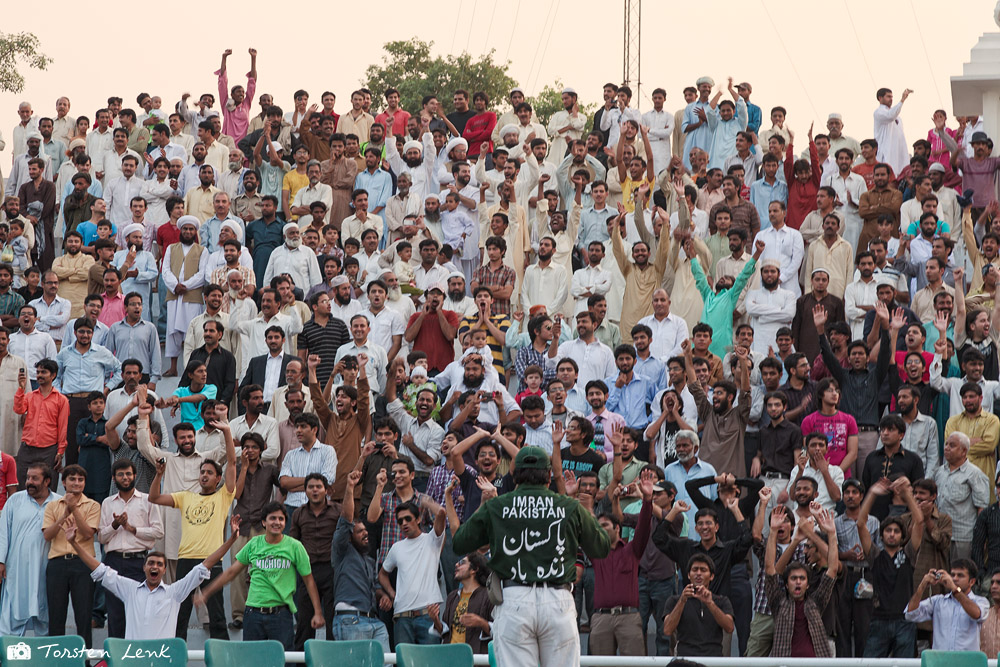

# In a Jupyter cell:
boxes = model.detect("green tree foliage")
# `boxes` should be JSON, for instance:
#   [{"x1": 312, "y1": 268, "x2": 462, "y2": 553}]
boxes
[
  {"x1": 362, "y1": 39, "x2": 518, "y2": 116},
  {"x1": 528, "y1": 80, "x2": 597, "y2": 135},
  {"x1": 0, "y1": 32, "x2": 52, "y2": 94}
]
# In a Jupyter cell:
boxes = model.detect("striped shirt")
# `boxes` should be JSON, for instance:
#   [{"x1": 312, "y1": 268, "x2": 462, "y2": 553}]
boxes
[
  {"x1": 458, "y1": 314, "x2": 511, "y2": 374},
  {"x1": 298, "y1": 317, "x2": 350, "y2": 387}
]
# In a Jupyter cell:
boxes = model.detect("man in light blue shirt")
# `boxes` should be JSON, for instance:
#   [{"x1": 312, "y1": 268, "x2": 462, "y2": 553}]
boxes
[
  {"x1": 104, "y1": 293, "x2": 162, "y2": 387},
  {"x1": 604, "y1": 345, "x2": 657, "y2": 431},
  {"x1": 354, "y1": 148, "x2": 392, "y2": 216},
  {"x1": 278, "y1": 412, "x2": 338, "y2": 510},
  {"x1": 903, "y1": 562, "x2": 989, "y2": 651},
  {"x1": 113, "y1": 224, "x2": 158, "y2": 319},
  {"x1": 56, "y1": 318, "x2": 123, "y2": 393},
  {"x1": 707, "y1": 86, "x2": 748, "y2": 171},
  {"x1": 663, "y1": 431, "x2": 717, "y2": 538},
  {"x1": 682, "y1": 77, "x2": 716, "y2": 170},
  {"x1": 200, "y1": 192, "x2": 241, "y2": 253},
  {"x1": 578, "y1": 182, "x2": 613, "y2": 254},
  {"x1": 749, "y1": 154, "x2": 788, "y2": 230}
]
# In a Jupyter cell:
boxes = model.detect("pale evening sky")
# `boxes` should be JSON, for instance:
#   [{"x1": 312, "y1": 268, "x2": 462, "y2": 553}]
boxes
[{"x1": 3, "y1": 0, "x2": 998, "y2": 166}]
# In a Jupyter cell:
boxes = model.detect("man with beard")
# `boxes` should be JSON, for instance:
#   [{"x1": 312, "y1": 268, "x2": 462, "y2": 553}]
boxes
[
  {"x1": 268, "y1": 359, "x2": 315, "y2": 429},
  {"x1": 95, "y1": 459, "x2": 165, "y2": 638},
  {"x1": 896, "y1": 384, "x2": 938, "y2": 470},
  {"x1": 233, "y1": 170, "x2": 262, "y2": 224},
  {"x1": 612, "y1": 202, "x2": 671, "y2": 343},
  {"x1": 822, "y1": 148, "x2": 867, "y2": 249},
  {"x1": 275, "y1": 389, "x2": 312, "y2": 466},
  {"x1": 555, "y1": 139, "x2": 606, "y2": 206},
  {"x1": 17, "y1": 158, "x2": 56, "y2": 271},
  {"x1": 858, "y1": 163, "x2": 903, "y2": 252},
  {"x1": 163, "y1": 216, "x2": 207, "y2": 377},
  {"x1": 378, "y1": 270, "x2": 417, "y2": 329},
  {"x1": 443, "y1": 272, "x2": 476, "y2": 319},
  {"x1": 327, "y1": 275, "x2": 363, "y2": 322},
  {"x1": 137, "y1": 383, "x2": 229, "y2": 582},
  {"x1": 791, "y1": 267, "x2": 845, "y2": 362},
  {"x1": 744, "y1": 259, "x2": 795, "y2": 358},
  {"x1": 445, "y1": 353, "x2": 521, "y2": 426},
  {"x1": 682, "y1": 338, "x2": 751, "y2": 476},
  {"x1": 386, "y1": 117, "x2": 435, "y2": 205},
  {"x1": 113, "y1": 225, "x2": 158, "y2": 320},
  {"x1": 384, "y1": 174, "x2": 422, "y2": 245},
  {"x1": 521, "y1": 236, "x2": 568, "y2": 317},
  {"x1": 207, "y1": 230, "x2": 255, "y2": 290},
  {"x1": 103, "y1": 359, "x2": 166, "y2": 435},
  {"x1": 317, "y1": 133, "x2": 356, "y2": 227},
  {"x1": 0, "y1": 462, "x2": 60, "y2": 636},
  {"x1": 263, "y1": 223, "x2": 321, "y2": 291},
  {"x1": 50, "y1": 232, "x2": 94, "y2": 319}
]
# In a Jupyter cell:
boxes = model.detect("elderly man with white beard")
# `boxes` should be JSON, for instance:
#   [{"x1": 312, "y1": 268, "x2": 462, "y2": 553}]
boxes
[
  {"x1": 113, "y1": 223, "x2": 158, "y2": 320},
  {"x1": 263, "y1": 223, "x2": 322, "y2": 292},
  {"x1": 385, "y1": 118, "x2": 436, "y2": 205}
]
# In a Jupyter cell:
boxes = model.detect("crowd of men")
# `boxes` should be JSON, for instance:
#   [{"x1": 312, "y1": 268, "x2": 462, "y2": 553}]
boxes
[{"x1": 4, "y1": 48, "x2": 1000, "y2": 664}]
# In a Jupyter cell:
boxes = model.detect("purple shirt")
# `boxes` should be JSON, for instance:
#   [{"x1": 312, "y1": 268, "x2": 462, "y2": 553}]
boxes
[
  {"x1": 800, "y1": 410, "x2": 859, "y2": 477},
  {"x1": 215, "y1": 69, "x2": 257, "y2": 142},
  {"x1": 956, "y1": 155, "x2": 1000, "y2": 207},
  {"x1": 592, "y1": 501, "x2": 652, "y2": 608}
]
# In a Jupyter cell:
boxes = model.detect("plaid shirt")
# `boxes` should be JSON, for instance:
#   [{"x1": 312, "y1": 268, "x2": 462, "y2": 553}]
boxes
[
  {"x1": 765, "y1": 572, "x2": 836, "y2": 657},
  {"x1": 376, "y1": 489, "x2": 428, "y2": 567},
  {"x1": 472, "y1": 263, "x2": 516, "y2": 315},
  {"x1": 426, "y1": 462, "x2": 476, "y2": 522},
  {"x1": 0, "y1": 289, "x2": 25, "y2": 319},
  {"x1": 514, "y1": 345, "x2": 557, "y2": 387},
  {"x1": 752, "y1": 539, "x2": 807, "y2": 614}
]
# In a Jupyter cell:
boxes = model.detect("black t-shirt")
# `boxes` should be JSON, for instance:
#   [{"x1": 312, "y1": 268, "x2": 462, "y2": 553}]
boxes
[
  {"x1": 663, "y1": 593, "x2": 733, "y2": 656},
  {"x1": 561, "y1": 446, "x2": 606, "y2": 474},
  {"x1": 871, "y1": 544, "x2": 915, "y2": 619},
  {"x1": 447, "y1": 110, "x2": 477, "y2": 136}
]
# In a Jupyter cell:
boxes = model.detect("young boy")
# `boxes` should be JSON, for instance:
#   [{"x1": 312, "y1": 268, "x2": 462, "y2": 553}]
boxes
[
  {"x1": 78, "y1": 217, "x2": 117, "y2": 249},
  {"x1": 77, "y1": 390, "x2": 112, "y2": 504},
  {"x1": 516, "y1": 365, "x2": 545, "y2": 406},
  {"x1": 393, "y1": 241, "x2": 416, "y2": 286},
  {"x1": 441, "y1": 192, "x2": 478, "y2": 279},
  {"x1": 6, "y1": 219, "x2": 29, "y2": 287},
  {"x1": 16, "y1": 265, "x2": 41, "y2": 302}
]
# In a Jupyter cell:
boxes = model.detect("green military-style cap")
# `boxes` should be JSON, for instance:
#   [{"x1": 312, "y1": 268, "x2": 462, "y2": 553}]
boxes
[{"x1": 514, "y1": 446, "x2": 550, "y2": 470}]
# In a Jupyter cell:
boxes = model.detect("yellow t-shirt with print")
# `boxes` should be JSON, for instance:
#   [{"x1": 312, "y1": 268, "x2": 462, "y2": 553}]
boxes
[{"x1": 171, "y1": 486, "x2": 234, "y2": 559}]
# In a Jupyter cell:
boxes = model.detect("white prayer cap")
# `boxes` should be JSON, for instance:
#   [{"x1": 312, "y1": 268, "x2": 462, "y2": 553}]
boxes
[
  {"x1": 695, "y1": 76, "x2": 715, "y2": 87},
  {"x1": 221, "y1": 220, "x2": 243, "y2": 242},
  {"x1": 331, "y1": 275, "x2": 350, "y2": 287},
  {"x1": 828, "y1": 113, "x2": 843, "y2": 121},
  {"x1": 444, "y1": 137, "x2": 468, "y2": 157},
  {"x1": 25, "y1": 131, "x2": 42, "y2": 142},
  {"x1": 204, "y1": 110, "x2": 220, "y2": 118},
  {"x1": 500, "y1": 124, "x2": 519, "y2": 138},
  {"x1": 403, "y1": 140, "x2": 422, "y2": 154},
  {"x1": 282, "y1": 222, "x2": 299, "y2": 236},
  {"x1": 876, "y1": 274, "x2": 898, "y2": 287},
  {"x1": 122, "y1": 223, "x2": 144, "y2": 238},
  {"x1": 178, "y1": 215, "x2": 200, "y2": 229},
  {"x1": 562, "y1": 87, "x2": 577, "y2": 96},
  {"x1": 928, "y1": 162, "x2": 946, "y2": 173},
  {"x1": 760, "y1": 258, "x2": 781, "y2": 269},
  {"x1": 510, "y1": 87, "x2": 524, "y2": 95},
  {"x1": 447, "y1": 271, "x2": 466, "y2": 282},
  {"x1": 811, "y1": 267, "x2": 830, "y2": 277}
]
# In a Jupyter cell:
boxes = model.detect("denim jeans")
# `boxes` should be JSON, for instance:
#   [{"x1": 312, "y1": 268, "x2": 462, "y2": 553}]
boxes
[
  {"x1": 637, "y1": 575, "x2": 674, "y2": 656},
  {"x1": 864, "y1": 617, "x2": 916, "y2": 658},
  {"x1": 394, "y1": 614, "x2": 438, "y2": 646},
  {"x1": 244, "y1": 607, "x2": 294, "y2": 649},
  {"x1": 574, "y1": 566, "x2": 595, "y2": 625},
  {"x1": 330, "y1": 613, "x2": 391, "y2": 653}
]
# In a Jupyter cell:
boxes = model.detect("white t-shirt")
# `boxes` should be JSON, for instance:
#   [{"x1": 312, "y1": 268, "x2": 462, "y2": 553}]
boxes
[{"x1": 382, "y1": 529, "x2": 445, "y2": 613}]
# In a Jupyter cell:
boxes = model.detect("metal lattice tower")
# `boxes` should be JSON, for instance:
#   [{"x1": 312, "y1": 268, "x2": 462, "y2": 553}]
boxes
[{"x1": 623, "y1": 0, "x2": 641, "y2": 107}]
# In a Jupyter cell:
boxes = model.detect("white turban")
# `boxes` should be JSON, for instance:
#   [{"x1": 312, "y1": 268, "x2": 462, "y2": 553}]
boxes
[
  {"x1": 500, "y1": 124, "x2": 519, "y2": 138},
  {"x1": 178, "y1": 215, "x2": 200, "y2": 229},
  {"x1": 282, "y1": 223, "x2": 299, "y2": 236},
  {"x1": 403, "y1": 140, "x2": 422, "y2": 154},
  {"x1": 221, "y1": 220, "x2": 243, "y2": 243},
  {"x1": 444, "y1": 137, "x2": 468, "y2": 157},
  {"x1": 122, "y1": 223, "x2": 144, "y2": 238},
  {"x1": 695, "y1": 76, "x2": 715, "y2": 87}
]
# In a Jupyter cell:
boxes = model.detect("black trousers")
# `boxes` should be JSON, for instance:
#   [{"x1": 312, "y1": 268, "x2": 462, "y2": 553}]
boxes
[
  {"x1": 292, "y1": 562, "x2": 335, "y2": 650},
  {"x1": 46, "y1": 556, "x2": 95, "y2": 647},
  {"x1": 175, "y1": 558, "x2": 228, "y2": 640},
  {"x1": 838, "y1": 567, "x2": 874, "y2": 657},
  {"x1": 15, "y1": 443, "x2": 58, "y2": 491},
  {"x1": 66, "y1": 395, "x2": 91, "y2": 466},
  {"x1": 103, "y1": 551, "x2": 146, "y2": 638}
]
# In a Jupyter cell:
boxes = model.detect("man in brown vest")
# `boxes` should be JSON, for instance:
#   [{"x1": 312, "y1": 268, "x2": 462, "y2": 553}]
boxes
[{"x1": 163, "y1": 215, "x2": 207, "y2": 376}]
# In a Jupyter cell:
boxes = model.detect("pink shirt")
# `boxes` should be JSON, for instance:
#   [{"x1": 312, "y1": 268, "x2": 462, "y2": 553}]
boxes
[
  {"x1": 216, "y1": 69, "x2": 257, "y2": 142},
  {"x1": 99, "y1": 291, "x2": 125, "y2": 327},
  {"x1": 800, "y1": 410, "x2": 859, "y2": 477},
  {"x1": 375, "y1": 110, "x2": 411, "y2": 137}
]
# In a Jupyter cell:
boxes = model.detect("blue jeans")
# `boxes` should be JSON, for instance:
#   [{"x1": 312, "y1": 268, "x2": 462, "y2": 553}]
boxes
[
  {"x1": 638, "y1": 575, "x2": 674, "y2": 656},
  {"x1": 244, "y1": 607, "x2": 294, "y2": 649},
  {"x1": 394, "y1": 613, "x2": 438, "y2": 646},
  {"x1": 864, "y1": 617, "x2": 916, "y2": 658},
  {"x1": 330, "y1": 614, "x2": 390, "y2": 653}
]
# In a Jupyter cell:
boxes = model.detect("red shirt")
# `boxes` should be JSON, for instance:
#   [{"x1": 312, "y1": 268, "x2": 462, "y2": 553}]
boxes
[
  {"x1": 156, "y1": 222, "x2": 181, "y2": 269},
  {"x1": 463, "y1": 112, "x2": 498, "y2": 158},
  {"x1": 13, "y1": 386, "x2": 69, "y2": 455},
  {"x1": 375, "y1": 110, "x2": 411, "y2": 137},
  {"x1": 406, "y1": 308, "x2": 460, "y2": 373},
  {"x1": 0, "y1": 453, "x2": 17, "y2": 509},
  {"x1": 784, "y1": 141, "x2": 821, "y2": 230},
  {"x1": 592, "y1": 501, "x2": 652, "y2": 608},
  {"x1": 320, "y1": 109, "x2": 341, "y2": 131}
]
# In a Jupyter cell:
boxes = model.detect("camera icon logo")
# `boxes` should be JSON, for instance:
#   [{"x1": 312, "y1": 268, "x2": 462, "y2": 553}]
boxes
[{"x1": 7, "y1": 643, "x2": 31, "y2": 660}]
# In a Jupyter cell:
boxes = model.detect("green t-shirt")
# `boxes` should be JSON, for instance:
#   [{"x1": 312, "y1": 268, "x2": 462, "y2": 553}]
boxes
[{"x1": 236, "y1": 534, "x2": 312, "y2": 612}]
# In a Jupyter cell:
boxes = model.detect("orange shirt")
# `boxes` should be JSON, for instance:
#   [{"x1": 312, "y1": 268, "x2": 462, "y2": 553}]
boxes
[{"x1": 13, "y1": 386, "x2": 69, "y2": 455}]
